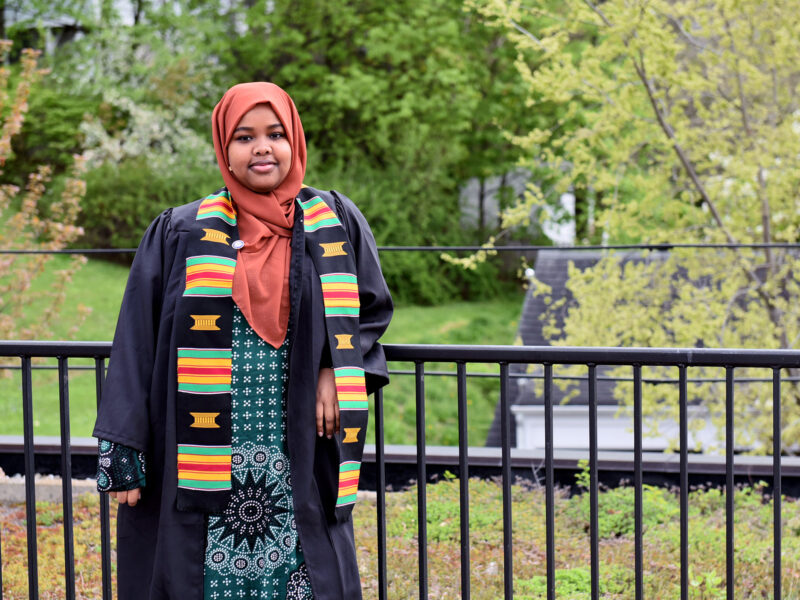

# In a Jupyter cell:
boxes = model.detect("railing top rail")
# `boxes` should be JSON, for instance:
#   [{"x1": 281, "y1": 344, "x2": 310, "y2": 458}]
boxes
[
  {"x1": 2, "y1": 340, "x2": 800, "y2": 368},
  {"x1": 0, "y1": 340, "x2": 112, "y2": 357},
  {"x1": 383, "y1": 344, "x2": 800, "y2": 368}
]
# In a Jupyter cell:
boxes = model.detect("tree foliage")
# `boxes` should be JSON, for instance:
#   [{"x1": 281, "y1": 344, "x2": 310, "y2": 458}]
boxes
[
  {"x1": 4, "y1": 0, "x2": 538, "y2": 303},
  {"x1": 0, "y1": 43, "x2": 88, "y2": 341},
  {"x1": 477, "y1": 0, "x2": 800, "y2": 450}
]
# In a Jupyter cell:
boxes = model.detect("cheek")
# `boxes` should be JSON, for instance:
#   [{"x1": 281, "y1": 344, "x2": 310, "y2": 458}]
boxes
[{"x1": 278, "y1": 143, "x2": 293, "y2": 167}]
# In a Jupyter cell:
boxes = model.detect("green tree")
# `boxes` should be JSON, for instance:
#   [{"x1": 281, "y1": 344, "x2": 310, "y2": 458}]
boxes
[
  {"x1": 16, "y1": 0, "x2": 538, "y2": 302},
  {"x1": 476, "y1": 0, "x2": 800, "y2": 450}
]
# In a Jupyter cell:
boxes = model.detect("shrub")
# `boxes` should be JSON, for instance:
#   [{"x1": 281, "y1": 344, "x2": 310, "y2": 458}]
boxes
[
  {"x1": 77, "y1": 155, "x2": 222, "y2": 253},
  {"x1": 0, "y1": 44, "x2": 88, "y2": 341}
]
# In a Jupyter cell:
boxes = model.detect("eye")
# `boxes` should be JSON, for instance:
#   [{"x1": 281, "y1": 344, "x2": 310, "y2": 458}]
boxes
[
  {"x1": 269, "y1": 131, "x2": 285, "y2": 140},
  {"x1": 234, "y1": 134, "x2": 252, "y2": 142}
]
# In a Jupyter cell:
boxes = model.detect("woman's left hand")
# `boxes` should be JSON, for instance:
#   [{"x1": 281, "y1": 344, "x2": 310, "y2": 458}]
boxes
[{"x1": 316, "y1": 367, "x2": 340, "y2": 438}]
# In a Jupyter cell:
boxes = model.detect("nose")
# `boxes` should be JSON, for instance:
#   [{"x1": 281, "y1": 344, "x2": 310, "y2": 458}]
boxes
[{"x1": 254, "y1": 139, "x2": 272, "y2": 155}]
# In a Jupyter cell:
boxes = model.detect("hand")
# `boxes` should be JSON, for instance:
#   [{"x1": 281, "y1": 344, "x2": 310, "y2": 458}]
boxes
[
  {"x1": 316, "y1": 367, "x2": 340, "y2": 439},
  {"x1": 110, "y1": 488, "x2": 141, "y2": 506}
]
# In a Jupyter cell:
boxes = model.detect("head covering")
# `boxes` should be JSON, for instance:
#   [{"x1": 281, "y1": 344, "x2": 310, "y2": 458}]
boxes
[{"x1": 212, "y1": 82, "x2": 307, "y2": 347}]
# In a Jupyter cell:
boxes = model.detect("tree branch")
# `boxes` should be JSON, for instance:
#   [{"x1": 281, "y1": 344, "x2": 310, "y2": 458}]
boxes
[
  {"x1": 722, "y1": 12, "x2": 774, "y2": 270},
  {"x1": 583, "y1": 0, "x2": 612, "y2": 27}
]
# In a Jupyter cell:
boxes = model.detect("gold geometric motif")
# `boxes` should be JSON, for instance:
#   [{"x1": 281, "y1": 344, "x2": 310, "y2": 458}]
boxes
[
  {"x1": 200, "y1": 229, "x2": 231, "y2": 245},
  {"x1": 343, "y1": 427, "x2": 360, "y2": 443},
  {"x1": 320, "y1": 241, "x2": 348, "y2": 257},
  {"x1": 334, "y1": 334, "x2": 354, "y2": 349},
  {"x1": 190, "y1": 412, "x2": 220, "y2": 428},
  {"x1": 190, "y1": 315, "x2": 221, "y2": 331}
]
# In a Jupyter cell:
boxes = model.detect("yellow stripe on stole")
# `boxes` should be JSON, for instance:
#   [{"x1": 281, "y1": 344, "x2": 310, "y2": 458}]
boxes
[
  {"x1": 177, "y1": 358, "x2": 231, "y2": 367},
  {"x1": 177, "y1": 454, "x2": 231, "y2": 464},
  {"x1": 335, "y1": 376, "x2": 365, "y2": 385},
  {"x1": 177, "y1": 471, "x2": 230, "y2": 481}
]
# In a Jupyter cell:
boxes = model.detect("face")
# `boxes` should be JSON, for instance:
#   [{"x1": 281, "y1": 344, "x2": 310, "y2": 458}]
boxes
[{"x1": 226, "y1": 104, "x2": 292, "y2": 193}]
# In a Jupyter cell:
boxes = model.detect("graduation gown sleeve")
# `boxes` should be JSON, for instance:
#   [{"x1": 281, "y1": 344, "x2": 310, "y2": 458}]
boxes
[
  {"x1": 93, "y1": 208, "x2": 175, "y2": 451},
  {"x1": 334, "y1": 192, "x2": 393, "y2": 394}
]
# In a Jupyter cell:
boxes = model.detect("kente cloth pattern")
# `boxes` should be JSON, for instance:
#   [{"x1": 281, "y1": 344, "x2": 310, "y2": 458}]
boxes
[
  {"x1": 96, "y1": 439, "x2": 146, "y2": 492},
  {"x1": 203, "y1": 306, "x2": 313, "y2": 600},
  {"x1": 174, "y1": 188, "x2": 238, "y2": 512},
  {"x1": 296, "y1": 188, "x2": 368, "y2": 517},
  {"x1": 175, "y1": 186, "x2": 369, "y2": 520}
]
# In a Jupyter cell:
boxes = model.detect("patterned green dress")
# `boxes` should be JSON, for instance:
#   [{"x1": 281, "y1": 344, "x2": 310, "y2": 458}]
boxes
[{"x1": 203, "y1": 306, "x2": 314, "y2": 599}]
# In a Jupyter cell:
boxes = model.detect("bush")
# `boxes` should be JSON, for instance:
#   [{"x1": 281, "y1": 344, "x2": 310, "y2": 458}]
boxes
[
  {"x1": 307, "y1": 153, "x2": 517, "y2": 304},
  {"x1": 77, "y1": 155, "x2": 223, "y2": 252},
  {"x1": 3, "y1": 83, "x2": 99, "y2": 186}
]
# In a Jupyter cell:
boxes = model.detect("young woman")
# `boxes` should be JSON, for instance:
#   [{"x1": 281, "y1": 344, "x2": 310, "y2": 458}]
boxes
[{"x1": 94, "y1": 82, "x2": 393, "y2": 600}]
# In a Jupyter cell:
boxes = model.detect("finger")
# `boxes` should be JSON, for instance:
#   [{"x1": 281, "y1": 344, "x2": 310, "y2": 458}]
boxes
[
  {"x1": 334, "y1": 395, "x2": 340, "y2": 435},
  {"x1": 112, "y1": 491, "x2": 125, "y2": 504},
  {"x1": 127, "y1": 488, "x2": 140, "y2": 507},
  {"x1": 325, "y1": 402, "x2": 335, "y2": 438},
  {"x1": 316, "y1": 398, "x2": 324, "y2": 437}
]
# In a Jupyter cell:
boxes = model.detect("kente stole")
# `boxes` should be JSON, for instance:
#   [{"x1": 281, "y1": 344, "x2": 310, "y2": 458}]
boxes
[{"x1": 175, "y1": 187, "x2": 367, "y2": 519}]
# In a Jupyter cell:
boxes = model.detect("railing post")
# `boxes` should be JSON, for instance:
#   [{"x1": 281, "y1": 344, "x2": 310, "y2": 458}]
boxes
[
  {"x1": 21, "y1": 355, "x2": 39, "y2": 600},
  {"x1": 725, "y1": 366, "x2": 735, "y2": 600},
  {"x1": 375, "y1": 387, "x2": 388, "y2": 600},
  {"x1": 679, "y1": 365, "x2": 689, "y2": 600},
  {"x1": 773, "y1": 368, "x2": 782, "y2": 599},
  {"x1": 415, "y1": 361, "x2": 428, "y2": 599},
  {"x1": 588, "y1": 364, "x2": 599, "y2": 600},
  {"x1": 633, "y1": 365, "x2": 643, "y2": 600},
  {"x1": 499, "y1": 362, "x2": 513, "y2": 599},
  {"x1": 58, "y1": 357, "x2": 76, "y2": 600},
  {"x1": 544, "y1": 364, "x2": 555, "y2": 600},
  {"x1": 96, "y1": 356, "x2": 113, "y2": 600},
  {"x1": 456, "y1": 362, "x2": 471, "y2": 600}
]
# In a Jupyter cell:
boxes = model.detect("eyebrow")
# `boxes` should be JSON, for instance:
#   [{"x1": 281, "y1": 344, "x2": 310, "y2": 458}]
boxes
[{"x1": 233, "y1": 123, "x2": 284, "y2": 133}]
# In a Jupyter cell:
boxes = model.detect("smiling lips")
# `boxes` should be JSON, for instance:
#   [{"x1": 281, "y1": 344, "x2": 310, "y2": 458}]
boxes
[{"x1": 249, "y1": 161, "x2": 276, "y2": 173}]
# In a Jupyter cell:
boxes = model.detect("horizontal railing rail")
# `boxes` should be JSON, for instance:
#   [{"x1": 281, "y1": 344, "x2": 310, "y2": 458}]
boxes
[
  {"x1": 1, "y1": 340, "x2": 798, "y2": 599},
  {"x1": 5, "y1": 241, "x2": 800, "y2": 256}
]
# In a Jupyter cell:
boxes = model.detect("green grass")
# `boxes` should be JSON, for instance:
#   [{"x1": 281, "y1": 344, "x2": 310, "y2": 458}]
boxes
[
  {"x1": 3, "y1": 478, "x2": 800, "y2": 598},
  {"x1": 0, "y1": 256, "x2": 525, "y2": 443},
  {"x1": 0, "y1": 256, "x2": 129, "y2": 440}
]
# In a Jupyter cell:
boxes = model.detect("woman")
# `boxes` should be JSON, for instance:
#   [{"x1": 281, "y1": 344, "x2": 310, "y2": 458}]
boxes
[{"x1": 93, "y1": 82, "x2": 393, "y2": 600}]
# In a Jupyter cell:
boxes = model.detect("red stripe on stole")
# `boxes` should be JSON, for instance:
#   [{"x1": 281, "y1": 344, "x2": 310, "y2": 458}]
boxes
[
  {"x1": 186, "y1": 273, "x2": 233, "y2": 283},
  {"x1": 199, "y1": 200, "x2": 234, "y2": 212},
  {"x1": 322, "y1": 291, "x2": 359, "y2": 299},
  {"x1": 336, "y1": 385, "x2": 367, "y2": 393},
  {"x1": 177, "y1": 367, "x2": 231, "y2": 376},
  {"x1": 305, "y1": 203, "x2": 335, "y2": 219},
  {"x1": 177, "y1": 462, "x2": 231, "y2": 473}
]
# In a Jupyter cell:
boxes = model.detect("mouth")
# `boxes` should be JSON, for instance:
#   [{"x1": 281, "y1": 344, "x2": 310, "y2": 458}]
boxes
[{"x1": 249, "y1": 161, "x2": 277, "y2": 173}]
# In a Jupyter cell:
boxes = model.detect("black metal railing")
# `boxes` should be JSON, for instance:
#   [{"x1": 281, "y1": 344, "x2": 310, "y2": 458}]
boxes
[{"x1": 1, "y1": 340, "x2": 799, "y2": 600}]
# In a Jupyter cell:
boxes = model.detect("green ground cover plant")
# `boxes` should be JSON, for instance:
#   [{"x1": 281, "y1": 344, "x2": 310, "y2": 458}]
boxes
[
  {"x1": 2, "y1": 478, "x2": 799, "y2": 599},
  {"x1": 0, "y1": 256, "x2": 525, "y2": 446}
]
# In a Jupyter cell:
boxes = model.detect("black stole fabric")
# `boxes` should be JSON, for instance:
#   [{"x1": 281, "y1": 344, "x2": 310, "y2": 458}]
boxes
[{"x1": 174, "y1": 187, "x2": 367, "y2": 520}]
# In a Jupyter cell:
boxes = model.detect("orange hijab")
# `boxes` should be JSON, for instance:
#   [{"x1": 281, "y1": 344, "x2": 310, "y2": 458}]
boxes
[{"x1": 212, "y1": 82, "x2": 307, "y2": 348}]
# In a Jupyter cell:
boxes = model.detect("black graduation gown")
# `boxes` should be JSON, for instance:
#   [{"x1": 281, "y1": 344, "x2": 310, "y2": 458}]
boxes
[{"x1": 93, "y1": 189, "x2": 393, "y2": 600}]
